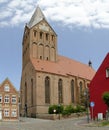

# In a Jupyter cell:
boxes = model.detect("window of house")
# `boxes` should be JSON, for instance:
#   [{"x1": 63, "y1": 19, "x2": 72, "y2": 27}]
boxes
[
  {"x1": 51, "y1": 35, "x2": 54, "y2": 41},
  {"x1": 4, "y1": 84, "x2": 10, "y2": 92},
  {"x1": 12, "y1": 96, "x2": 17, "y2": 104},
  {"x1": 4, "y1": 109, "x2": 9, "y2": 117},
  {"x1": 0, "y1": 95, "x2": 2, "y2": 103},
  {"x1": 11, "y1": 109, "x2": 17, "y2": 117},
  {"x1": 45, "y1": 76, "x2": 50, "y2": 104},
  {"x1": 106, "y1": 68, "x2": 109, "y2": 78},
  {"x1": 40, "y1": 32, "x2": 43, "y2": 39},
  {"x1": 4, "y1": 95, "x2": 10, "y2": 103},
  {"x1": 79, "y1": 82, "x2": 83, "y2": 96},
  {"x1": 33, "y1": 30, "x2": 37, "y2": 37},
  {"x1": 58, "y1": 79, "x2": 63, "y2": 104},
  {"x1": 46, "y1": 33, "x2": 49, "y2": 40},
  {"x1": 71, "y1": 80, "x2": 75, "y2": 103},
  {"x1": 79, "y1": 81, "x2": 83, "y2": 104}
]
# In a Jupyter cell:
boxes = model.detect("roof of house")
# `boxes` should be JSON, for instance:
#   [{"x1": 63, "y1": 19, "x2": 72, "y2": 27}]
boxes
[
  {"x1": 27, "y1": 6, "x2": 45, "y2": 28},
  {"x1": 0, "y1": 78, "x2": 18, "y2": 92},
  {"x1": 89, "y1": 52, "x2": 109, "y2": 87},
  {"x1": 31, "y1": 55, "x2": 96, "y2": 80}
]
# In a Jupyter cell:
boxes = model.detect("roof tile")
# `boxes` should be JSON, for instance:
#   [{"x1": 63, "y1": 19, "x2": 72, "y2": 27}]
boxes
[{"x1": 31, "y1": 55, "x2": 95, "y2": 80}]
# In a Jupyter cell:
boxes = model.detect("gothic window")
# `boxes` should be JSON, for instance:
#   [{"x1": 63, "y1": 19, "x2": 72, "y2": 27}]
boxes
[
  {"x1": 45, "y1": 77, "x2": 50, "y2": 104},
  {"x1": 38, "y1": 44, "x2": 43, "y2": 59},
  {"x1": 71, "y1": 80, "x2": 75, "y2": 103},
  {"x1": 40, "y1": 32, "x2": 43, "y2": 39},
  {"x1": 79, "y1": 82, "x2": 83, "y2": 95},
  {"x1": 33, "y1": 30, "x2": 37, "y2": 37},
  {"x1": 58, "y1": 79, "x2": 63, "y2": 104},
  {"x1": 79, "y1": 81, "x2": 83, "y2": 103},
  {"x1": 51, "y1": 35, "x2": 54, "y2": 41},
  {"x1": 31, "y1": 79, "x2": 33, "y2": 105},
  {"x1": 25, "y1": 82, "x2": 27, "y2": 104},
  {"x1": 51, "y1": 47, "x2": 55, "y2": 61},
  {"x1": 46, "y1": 33, "x2": 49, "y2": 40},
  {"x1": 45, "y1": 45, "x2": 49, "y2": 60},
  {"x1": 32, "y1": 42, "x2": 37, "y2": 58}
]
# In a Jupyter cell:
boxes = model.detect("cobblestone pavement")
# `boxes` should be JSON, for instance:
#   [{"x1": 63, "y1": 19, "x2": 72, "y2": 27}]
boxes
[{"x1": 0, "y1": 117, "x2": 109, "y2": 130}]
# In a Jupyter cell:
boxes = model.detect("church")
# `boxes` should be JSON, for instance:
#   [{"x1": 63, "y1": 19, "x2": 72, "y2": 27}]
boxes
[{"x1": 20, "y1": 6, "x2": 95, "y2": 117}]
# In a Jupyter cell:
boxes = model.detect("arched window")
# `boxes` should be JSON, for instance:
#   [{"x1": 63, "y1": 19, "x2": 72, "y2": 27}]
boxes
[
  {"x1": 25, "y1": 82, "x2": 27, "y2": 104},
  {"x1": 79, "y1": 81, "x2": 83, "y2": 103},
  {"x1": 31, "y1": 79, "x2": 33, "y2": 106},
  {"x1": 45, "y1": 77, "x2": 50, "y2": 104},
  {"x1": 45, "y1": 45, "x2": 50, "y2": 60},
  {"x1": 58, "y1": 79, "x2": 63, "y2": 104},
  {"x1": 51, "y1": 47, "x2": 55, "y2": 61},
  {"x1": 71, "y1": 80, "x2": 75, "y2": 103},
  {"x1": 38, "y1": 44, "x2": 43, "y2": 59},
  {"x1": 32, "y1": 42, "x2": 37, "y2": 58},
  {"x1": 51, "y1": 35, "x2": 54, "y2": 41},
  {"x1": 40, "y1": 32, "x2": 43, "y2": 39},
  {"x1": 33, "y1": 30, "x2": 37, "y2": 37},
  {"x1": 79, "y1": 82, "x2": 83, "y2": 95},
  {"x1": 46, "y1": 33, "x2": 49, "y2": 40}
]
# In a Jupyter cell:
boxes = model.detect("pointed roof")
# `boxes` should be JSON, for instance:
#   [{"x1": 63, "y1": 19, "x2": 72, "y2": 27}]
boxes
[
  {"x1": 0, "y1": 78, "x2": 18, "y2": 92},
  {"x1": 27, "y1": 6, "x2": 45, "y2": 28}
]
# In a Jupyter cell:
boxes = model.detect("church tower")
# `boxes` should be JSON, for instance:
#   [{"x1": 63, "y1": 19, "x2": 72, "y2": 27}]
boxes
[{"x1": 22, "y1": 6, "x2": 57, "y2": 68}]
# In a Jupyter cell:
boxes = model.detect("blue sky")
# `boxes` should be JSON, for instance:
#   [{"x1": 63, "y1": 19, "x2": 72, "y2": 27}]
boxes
[{"x1": 0, "y1": 0, "x2": 109, "y2": 90}]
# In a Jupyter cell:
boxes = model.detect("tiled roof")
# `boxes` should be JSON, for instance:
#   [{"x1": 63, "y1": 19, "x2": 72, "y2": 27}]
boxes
[{"x1": 31, "y1": 55, "x2": 96, "y2": 80}]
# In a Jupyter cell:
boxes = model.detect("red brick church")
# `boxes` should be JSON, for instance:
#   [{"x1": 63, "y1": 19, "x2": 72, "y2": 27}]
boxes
[{"x1": 20, "y1": 6, "x2": 95, "y2": 117}]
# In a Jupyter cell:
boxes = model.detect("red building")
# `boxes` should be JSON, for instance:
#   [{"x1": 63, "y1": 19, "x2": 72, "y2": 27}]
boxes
[{"x1": 89, "y1": 53, "x2": 109, "y2": 119}]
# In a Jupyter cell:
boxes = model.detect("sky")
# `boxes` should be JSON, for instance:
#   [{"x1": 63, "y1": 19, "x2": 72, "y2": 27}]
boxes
[{"x1": 0, "y1": 0, "x2": 109, "y2": 90}]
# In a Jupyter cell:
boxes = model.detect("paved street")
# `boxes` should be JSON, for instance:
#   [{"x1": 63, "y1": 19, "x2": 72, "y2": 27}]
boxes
[{"x1": 0, "y1": 117, "x2": 109, "y2": 130}]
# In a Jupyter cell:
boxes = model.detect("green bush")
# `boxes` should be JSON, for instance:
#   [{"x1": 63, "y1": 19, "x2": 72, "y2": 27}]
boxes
[
  {"x1": 62, "y1": 105, "x2": 74, "y2": 115},
  {"x1": 48, "y1": 105, "x2": 57, "y2": 114},
  {"x1": 48, "y1": 104, "x2": 86, "y2": 115},
  {"x1": 48, "y1": 105, "x2": 64, "y2": 114},
  {"x1": 101, "y1": 121, "x2": 109, "y2": 126},
  {"x1": 74, "y1": 105, "x2": 86, "y2": 113},
  {"x1": 57, "y1": 105, "x2": 64, "y2": 114}
]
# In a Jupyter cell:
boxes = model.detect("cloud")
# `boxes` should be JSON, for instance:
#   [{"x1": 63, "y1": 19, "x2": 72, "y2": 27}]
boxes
[
  {"x1": 0, "y1": 0, "x2": 9, "y2": 4},
  {"x1": 0, "y1": 0, "x2": 37, "y2": 27},
  {"x1": 38, "y1": 0, "x2": 109, "y2": 29},
  {"x1": 0, "y1": 0, "x2": 109, "y2": 29}
]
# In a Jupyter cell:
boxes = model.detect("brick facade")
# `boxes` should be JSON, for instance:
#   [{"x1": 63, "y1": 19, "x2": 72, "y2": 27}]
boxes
[{"x1": 0, "y1": 78, "x2": 19, "y2": 121}]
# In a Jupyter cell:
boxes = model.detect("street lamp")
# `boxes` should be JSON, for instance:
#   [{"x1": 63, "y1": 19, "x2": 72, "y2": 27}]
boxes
[{"x1": 84, "y1": 88, "x2": 90, "y2": 123}]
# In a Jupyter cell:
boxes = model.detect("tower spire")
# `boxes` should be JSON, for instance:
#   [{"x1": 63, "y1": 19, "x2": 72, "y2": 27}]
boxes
[{"x1": 27, "y1": 6, "x2": 45, "y2": 28}]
